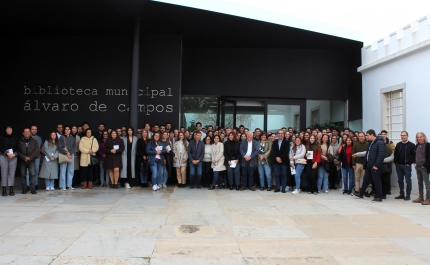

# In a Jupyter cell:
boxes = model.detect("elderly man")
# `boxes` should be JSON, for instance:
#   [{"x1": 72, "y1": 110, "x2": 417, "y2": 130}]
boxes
[
  {"x1": 239, "y1": 132, "x2": 259, "y2": 191},
  {"x1": 271, "y1": 130, "x2": 290, "y2": 193},
  {"x1": 18, "y1": 128, "x2": 40, "y2": 194},
  {"x1": 414, "y1": 132, "x2": 430, "y2": 205}
]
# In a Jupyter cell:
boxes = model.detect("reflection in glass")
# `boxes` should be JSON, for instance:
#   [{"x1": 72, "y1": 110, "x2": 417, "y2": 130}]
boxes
[{"x1": 267, "y1": 104, "x2": 300, "y2": 133}]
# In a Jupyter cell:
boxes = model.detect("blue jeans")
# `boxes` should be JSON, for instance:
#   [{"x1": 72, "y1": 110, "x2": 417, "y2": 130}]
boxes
[
  {"x1": 159, "y1": 164, "x2": 168, "y2": 185},
  {"x1": 241, "y1": 161, "x2": 255, "y2": 188},
  {"x1": 294, "y1": 164, "x2": 305, "y2": 190},
  {"x1": 60, "y1": 154, "x2": 74, "y2": 188},
  {"x1": 342, "y1": 167, "x2": 354, "y2": 191},
  {"x1": 273, "y1": 164, "x2": 287, "y2": 190},
  {"x1": 258, "y1": 163, "x2": 272, "y2": 187},
  {"x1": 396, "y1": 164, "x2": 412, "y2": 196},
  {"x1": 213, "y1": 171, "x2": 220, "y2": 185},
  {"x1": 317, "y1": 165, "x2": 329, "y2": 192},
  {"x1": 45, "y1": 179, "x2": 55, "y2": 189},
  {"x1": 189, "y1": 162, "x2": 202, "y2": 186},
  {"x1": 26, "y1": 157, "x2": 40, "y2": 185},
  {"x1": 99, "y1": 161, "x2": 109, "y2": 185},
  {"x1": 227, "y1": 165, "x2": 240, "y2": 185},
  {"x1": 150, "y1": 159, "x2": 162, "y2": 185}
]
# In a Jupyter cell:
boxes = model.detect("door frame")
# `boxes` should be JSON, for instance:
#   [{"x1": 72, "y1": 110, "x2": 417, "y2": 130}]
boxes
[{"x1": 216, "y1": 97, "x2": 236, "y2": 129}]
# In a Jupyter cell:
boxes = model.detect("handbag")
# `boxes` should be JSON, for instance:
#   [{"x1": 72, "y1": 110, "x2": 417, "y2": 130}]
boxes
[
  {"x1": 59, "y1": 137, "x2": 72, "y2": 164},
  {"x1": 296, "y1": 158, "x2": 307, "y2": 164},
  {"x1": 89, "y1": 137, "x2": 99, "y2": 166}
]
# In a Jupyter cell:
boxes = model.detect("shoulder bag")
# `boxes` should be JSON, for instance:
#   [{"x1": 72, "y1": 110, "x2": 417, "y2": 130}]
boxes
[
  {"x1": 59, "y1": 137, "x2": 72, "y2": 164},
  {"x1": 90, "y1": 137, "x2": 99, "y2": 166}
]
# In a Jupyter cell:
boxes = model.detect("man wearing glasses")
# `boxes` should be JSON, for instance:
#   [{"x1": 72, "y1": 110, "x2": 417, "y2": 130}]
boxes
[
  {"x1": 393, "y1": 131, "x2": 416, "y2": 201},
  {"x1": 271, "y1": 130, "x2": 290, "y2": 193}
]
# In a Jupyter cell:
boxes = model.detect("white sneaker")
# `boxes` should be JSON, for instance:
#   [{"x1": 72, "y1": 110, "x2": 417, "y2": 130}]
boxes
[
  {"x1": 285, "y1": 187, "x2": 290, "y2": 191},
  {"x1": 50, "y1": 187, "x2": 55, "y2": 191},
  {"x1": 152, "y1": 185, "x2": 158, "y2": 191},
  {"x1": 156, "y1": 185, "x2": 160, "y2": 190},
  {"x1": 46, "y1": 187, "x2": 50, "y2": 191},
  {"x1": 62, "y1": 187, "x2": 66, "y2": 191},
  {"x1": 292, "y1": 189, "x2": 299, "y2": 195},
  {"x1": 324, "y1": 190, "x2": 329, "y2": 193},
  {"x1": 67, "y1": 187, "x2": 74, "y2": 190},
  {"x1": 125, "y1": 183, "x2": 131, "y2": 189},
  {"x1": 164, "y1": 184, "x2": 167, "y2": 188}
]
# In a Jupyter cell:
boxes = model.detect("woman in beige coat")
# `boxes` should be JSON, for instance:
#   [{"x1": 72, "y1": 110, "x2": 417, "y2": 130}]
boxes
[
  {"x1": 209, "y1": 135, "x2": 226, "y2": 190},
  {"x1": 79, "y1": 128, "x2": 99, "y2": 189},
  {"x1": 173, "y1": 132, "x2": 188, "y2": 187}
]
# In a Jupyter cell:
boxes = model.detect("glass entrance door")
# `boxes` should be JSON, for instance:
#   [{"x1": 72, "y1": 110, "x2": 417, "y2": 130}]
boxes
[
  {"x1": 266, "y1": 104, "x2": 301, "y2": 133},
  {"x1": 217, "y1": 98, "x2": 236, "y2": 128}
]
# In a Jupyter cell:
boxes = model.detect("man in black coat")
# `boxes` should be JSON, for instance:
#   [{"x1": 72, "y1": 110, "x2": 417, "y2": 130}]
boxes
[
  {"x1": 17, "y1": 128, "x2": 40, "y2": 194},
  {"x1": 271, "y1": 130, "x2": 290, "y2": 193},
  {"x1": 353, "y1": 129, "x2": 385, "y2": 202},
  {"x1": 188, "y1": 132, "x2": 205, "y2": 188},
  {"x1": 393, "y1": 131, "x2": 416, "y2": 200}
]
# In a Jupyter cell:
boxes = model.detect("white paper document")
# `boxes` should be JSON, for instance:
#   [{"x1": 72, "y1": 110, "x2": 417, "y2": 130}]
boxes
[
  {"x1": 113, "y1": 145, "x2": 119, "y2": 150},
  {"x1": 45, "y1": 156, "x2": 50, "y2": 162},
  {"x1": 166, "y1": 145, "x2": 171, "y2": 151},
  {"x1": 230, "y1": 160, "x2": 237, "y2": 168},
  {"x1": 7, "y1": 149, "x2": 13, "y2": 154},
  {"x1": 290, "y1": 167, "x2": 296, "y2": 175},
  {"x1": 307, "y1": 151, "x2": 313, "y2": 160}
]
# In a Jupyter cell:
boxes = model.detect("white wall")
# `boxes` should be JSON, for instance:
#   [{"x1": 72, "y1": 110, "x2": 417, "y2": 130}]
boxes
[{"x1": 361, "y1": 44, "x2": 430, "y2": 195}]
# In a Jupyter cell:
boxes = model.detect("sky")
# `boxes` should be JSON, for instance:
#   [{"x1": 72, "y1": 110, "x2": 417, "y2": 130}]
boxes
[{"x1": 154, "y1": 0, "x2": 430, "y2": 45}]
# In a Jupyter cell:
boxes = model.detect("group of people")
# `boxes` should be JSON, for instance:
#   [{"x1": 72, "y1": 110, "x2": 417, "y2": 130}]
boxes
[{"x1": 1, "y1": 121, "x2": 429, "y2": 205}]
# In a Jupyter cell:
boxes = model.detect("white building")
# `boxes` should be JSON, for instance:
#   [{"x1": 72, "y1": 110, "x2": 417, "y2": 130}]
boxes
[{"x1": 358, "y1": 15, "x2": 430, "y2": 193}]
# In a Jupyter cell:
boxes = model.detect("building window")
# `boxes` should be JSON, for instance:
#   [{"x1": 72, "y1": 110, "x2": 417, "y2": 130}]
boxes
[{"x1": 381, "y1": 83, "x2": 406, "y2": 144}]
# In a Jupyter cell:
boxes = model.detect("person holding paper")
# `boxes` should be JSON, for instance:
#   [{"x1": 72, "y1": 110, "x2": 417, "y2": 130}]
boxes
[
  {"x1": 79, "y1": 129, "x2": 99, "y2": 189},
  {"x1": 289, "y1": 137, "x2": 306, "y2": 195},
  {"x1": 0, "y1": 125, "x2": 19, "y2": 196},
  {"x1": 305, "y1": 135, "x2": 322, "y2": 195},
  {"x1": 159, "y1": 132, "x2": 172, "y2": 188},
  {"x1": 224, "y1": 132, "x2": 241, "y2": 190},
  {"x1": 258, "y1": 132, "x2": 273, "y2": 191},
  {"x1": 209, "y1": 135, "x2": 226, "y2": 190},
  {"x1": 239, "y1": 132, "x2": 259, "y2": 191},
  {"x1": 146, "y1": 132, "x2": 167, "y2": 191},
  {"x1": 104, "y1": 130, "x2": 125, "y2": 189},
  {"x1": 39, "y1": 132, "x2": 59, "y2": 191},
  {"x1": 173, "y1": 132, "x2": 188, "y2": 187},
  {"x1": 270, "y1": 130, "x2": 290, "y2": 193}
]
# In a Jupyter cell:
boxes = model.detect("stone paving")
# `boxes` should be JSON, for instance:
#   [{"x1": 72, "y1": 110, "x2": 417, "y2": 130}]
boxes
[{"x1": 1, "y1": 185, "x2": 430, "y2": 264}]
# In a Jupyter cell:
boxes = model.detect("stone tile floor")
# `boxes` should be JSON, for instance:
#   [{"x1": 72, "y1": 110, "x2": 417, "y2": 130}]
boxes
[{"x1": 1, "y1": 186, "x2": 430, "y2": 264}]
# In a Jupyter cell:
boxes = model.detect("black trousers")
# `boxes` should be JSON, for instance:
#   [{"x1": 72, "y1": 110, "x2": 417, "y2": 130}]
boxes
[
  {"x1": 360, "y1": 166, "x2": 382, "y2": 198},
  {"x1": 81, "y1": 166, "x2": 94, "y2": 182},
  {"x1": 202, "y1": 161, "x2": 213, "y2": 186},
  {"x1": 306, "y1": 162, "x2": 318, "y2": 193},
  {"x1": 381, "y1": 169, "x2": 391, "y2": 195}
]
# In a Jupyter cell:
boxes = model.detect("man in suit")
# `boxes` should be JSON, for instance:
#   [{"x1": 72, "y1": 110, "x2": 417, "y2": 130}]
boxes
[
  {"x1": 271, "y1": 129, "x2": 290, "y2": 193},
  {"x1": 188, "y1": 132, "x2": 205, "y2": 188},
  {"x1": 239, "y1": 132, "x2": 259, "y2": 191}
]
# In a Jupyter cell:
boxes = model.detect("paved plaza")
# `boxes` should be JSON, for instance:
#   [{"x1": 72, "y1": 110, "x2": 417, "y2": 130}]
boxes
[{"x1": 1, "y1": 185, "x2": 430, "y2": 264}]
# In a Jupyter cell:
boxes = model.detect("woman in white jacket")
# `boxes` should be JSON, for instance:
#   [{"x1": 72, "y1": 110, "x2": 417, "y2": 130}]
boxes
[
  {"x1": 289, "y1": 137, "x2": 306, "y2": 195},
  {"x1": 209, "y1": 135, "x2": 226, "y2": 190},
  {"x1": 173, "y1": 132, "x2": 188, "y2": 187}
]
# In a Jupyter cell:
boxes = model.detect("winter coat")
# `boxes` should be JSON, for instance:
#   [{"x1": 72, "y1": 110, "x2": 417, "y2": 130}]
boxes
[
  {"x1": 121, "y1": 136, "x2": 138, "y2": 179},
  {"x1": 17, "y1": 136, "x2": 40, "y2": 162},
  {"x1": 39, "y1": 140, "x2": 59, "y2": 179},
  {"x1": 79, "y1": 136, "x2": 99, "y2": 167},
  {"x1": 211, "y1": 142, "x2": 226, "y2": 171},
  {"x1": 58, "y1": 134, "x2": 77, "y2": 155},
  {"x1": 363, "y1": 136, "x2": 386, "y2": 170},
  {"x1": 240, "y1": 139, "x2": 259, "y2": 167},
  {"x1": 394, "y1": 141, "x2": 416, "y2": 165},
  {"x1": 187, "y1": 139, "x2": 205, "y2": 163},
  {"x1": 104, "y1": 138, "x2": 125, "y2": 169},
  {"x1": 289, "y1": 144, "x2": 306, "y2": 165},
  {"x1": 0, "y1": 134, "x2": 18, "y2": 156},
  {"x1": 258, "y1": 140, "x2": 273, "y2": 165},
  {"x1": 147, "y1": 141, "x2": 167, "y2": 166},
  {"x1": 173, "y1": 140, "x2": 188, "y2": 167},
  {"x1": 271, "y1": 139, "x2": 290, "y2": 165}
]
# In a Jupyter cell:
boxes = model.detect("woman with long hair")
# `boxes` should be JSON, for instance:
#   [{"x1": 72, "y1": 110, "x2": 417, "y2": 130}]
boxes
[
  {"x1": 136, "y1": 129, "x2": 150, "y2": 187},
  {"x1": 173, "y1": 132, "x2": 188, "y2": 187},
  {"x1": 305, "y1": 135, "x2": 321, "y2": 195},
  {"x1": 257, "y1": 132, "x2": 272, "y2": 191},
  {"x1": 159, "y1": 132, "x2": 172, "y2": 188},
  {"x1": 121, "y1": 127, "x2": 138, "y2": 189},
  {"x1": 224, "y1": 132, "x2": 241, "y2": 190},
  {"x1": 146, "y1": 132, "x2": 166, "y2": 191},
  {"x1": 59, "y1": 126, "x2": 77, "y2": 190},
  {"x1": 0, "y1": 125, "x2": 18, "y2": 196},
  {"x1": 290, "y1": 137, "x2": 306, "y2": 195},
  {"x1": 104, "y1": 130, "x2": 124, "y2": 188},
  {"x1": 40, "y1": 132, "x2": 59, "y2": 191},
  {"x1": 97, "y1": 130, "x2": 109, "y2": 187},
  {"x1": 318, "y1": 134, "x2": 333, "y2": 193},
  {"x1": 338, "y1": 136, "x2": 355, "y2": 195}
]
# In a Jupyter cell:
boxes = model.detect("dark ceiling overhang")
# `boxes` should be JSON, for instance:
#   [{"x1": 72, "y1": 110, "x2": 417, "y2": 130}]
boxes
[{"x1": 1, "y1": 0, "x2": 362, "y2": 49}]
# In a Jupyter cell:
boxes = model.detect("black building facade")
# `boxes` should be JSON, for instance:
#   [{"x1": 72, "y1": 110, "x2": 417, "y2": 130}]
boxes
[{"x1": 1, "y1": 0, "x2": 362, "y2": 136}]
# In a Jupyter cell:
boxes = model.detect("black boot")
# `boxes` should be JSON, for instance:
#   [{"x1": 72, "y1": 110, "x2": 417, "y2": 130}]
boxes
[
  {"x1": 236, "y1": 185, "x2": 240, "y2": 191},
  {"x1": 9, "y1": 187, "x2": 14, "y2": 196},
  {"x1": 230, "y1": 185, "x2": 234, "y2": 190},
  {"x1": 208, "y1": 184, "x2": 215, "y2": 190},
  {"x1": 2, "y1": 187, "x2": 7, "y2": 196}
]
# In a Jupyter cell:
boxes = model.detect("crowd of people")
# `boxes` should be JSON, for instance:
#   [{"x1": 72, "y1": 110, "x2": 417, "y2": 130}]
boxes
[{"x1": 0, "y1": 121, "x2": 429, "y2": 205}]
